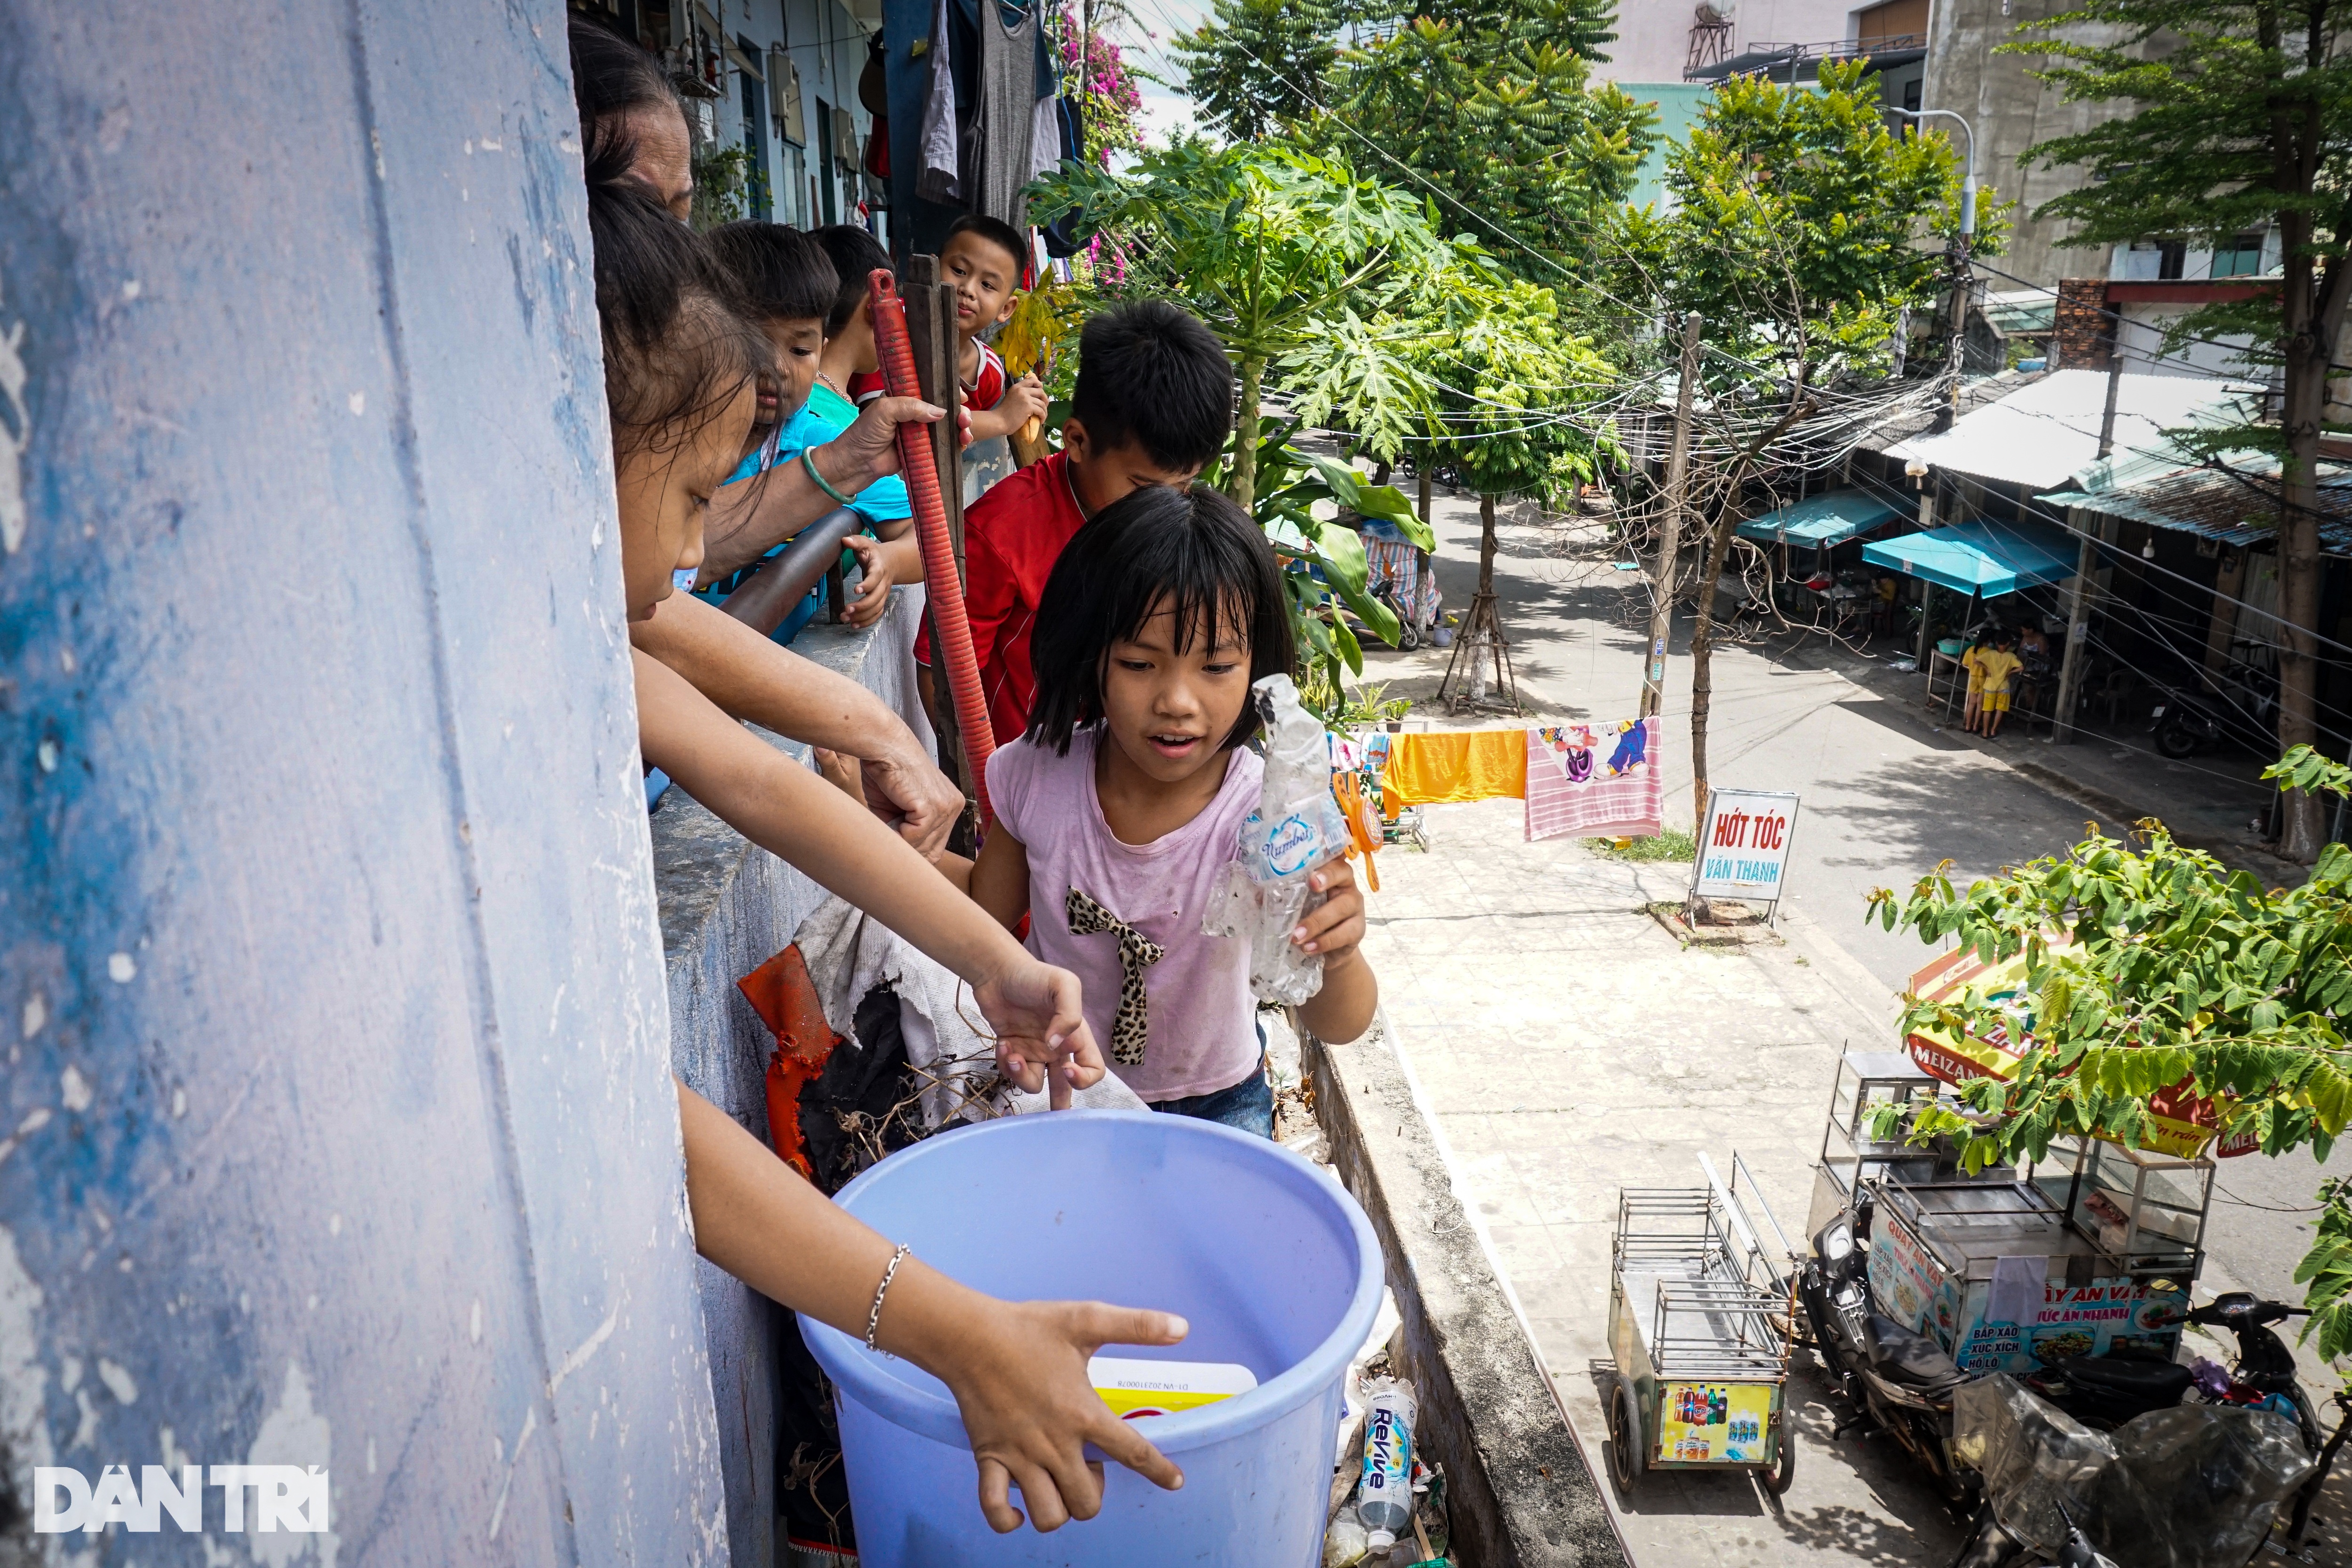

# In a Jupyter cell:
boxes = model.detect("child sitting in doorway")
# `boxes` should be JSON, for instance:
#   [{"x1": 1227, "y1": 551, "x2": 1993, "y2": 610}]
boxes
[
  {"x1": 940, "y1": 214, "x2": 1049, "y2": 503},
  {"x1": 915, "y1": 300, "x2": 1236, "y2": 746},
  {"x1": 941, "y1": 485, "x2": 1380, "y2": 1136}
]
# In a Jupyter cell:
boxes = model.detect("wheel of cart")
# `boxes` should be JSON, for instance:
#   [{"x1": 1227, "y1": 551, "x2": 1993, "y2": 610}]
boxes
[{"x1": 1607, "y1": 1152, "x2": 1798, "y2": 1497}]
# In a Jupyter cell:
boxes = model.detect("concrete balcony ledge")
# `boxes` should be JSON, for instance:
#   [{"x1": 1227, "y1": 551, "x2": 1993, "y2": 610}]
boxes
[
  {"x1": 651, "y1": 584, "x2": 931, "y2": 1568},
  {"x1": 1308, "y1": 1017, "x2": 1630, "y2": 1568}
]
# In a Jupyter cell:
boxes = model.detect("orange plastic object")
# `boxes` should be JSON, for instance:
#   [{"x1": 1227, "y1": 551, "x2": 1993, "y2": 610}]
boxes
[
  {"x1": 868, "y1": 267, "x2": 995, "y2": 826},
  {"x1": 738, "y1": 944, "x2": 842, "y2": 1180},
  {"x1": 1333, "y1": 773, "x2": 1383, "y2": 893}
]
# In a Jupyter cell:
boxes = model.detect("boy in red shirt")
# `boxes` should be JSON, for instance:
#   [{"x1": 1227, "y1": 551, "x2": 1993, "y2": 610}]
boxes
[{"x1": 918, "y1": 301, "x2": 1235, "y2": 745}]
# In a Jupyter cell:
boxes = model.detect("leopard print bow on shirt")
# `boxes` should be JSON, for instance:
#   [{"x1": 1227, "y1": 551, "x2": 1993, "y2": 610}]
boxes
[{"x1": 1065, "y1": 887, "x2": 1165, "y2": 1066}]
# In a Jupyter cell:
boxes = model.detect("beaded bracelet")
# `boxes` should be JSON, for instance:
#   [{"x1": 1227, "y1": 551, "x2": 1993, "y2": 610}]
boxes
[
  {"x1": 802, "y1": 444, "x2": 857, "y2": 507},
  {"x1": 865, "y1": 1243, "x2": 912, "y2": 1355}
]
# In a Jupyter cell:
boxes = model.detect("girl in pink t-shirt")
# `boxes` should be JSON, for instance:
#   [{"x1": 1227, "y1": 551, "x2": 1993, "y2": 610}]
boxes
[{"x1": 944, "y1": 484, "x2": 1379, "y2": 1134}]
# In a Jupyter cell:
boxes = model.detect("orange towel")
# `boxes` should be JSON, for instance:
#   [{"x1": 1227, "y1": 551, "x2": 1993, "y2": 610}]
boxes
[{"x1": 1380, "y1": 730, "x2": 1528, "y2": 806}]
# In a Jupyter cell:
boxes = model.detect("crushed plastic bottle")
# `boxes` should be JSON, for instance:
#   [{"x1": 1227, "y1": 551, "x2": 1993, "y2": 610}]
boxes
[
  {"x1": 1356, "y1": 1377, "x2": 1418, "y2": 1552},
  {"x1": 1322, "y1": 1513, "x2": 1370, "y2": 1567},
  {"x1": 1201, "y1": 674, "x2": 1351, "y2": 1005}
]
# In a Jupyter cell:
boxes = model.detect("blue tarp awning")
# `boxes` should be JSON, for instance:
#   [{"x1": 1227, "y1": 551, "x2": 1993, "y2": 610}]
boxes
[
  {"x1": 1735, "y1": 489, "x2": 1907, "y2": 548},
  {"x1": 1860, "y1": 517, "x2": 2079, "y2": 598}
]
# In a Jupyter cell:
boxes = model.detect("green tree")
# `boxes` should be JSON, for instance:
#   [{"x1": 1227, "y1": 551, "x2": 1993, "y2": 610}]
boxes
[
  {"x1": 1603, "y1": 59, "x2": 2004, "y2": 829},
  {"x1": 1613, "y1": 59, "x2": 1997, "y2": 380},
  {"x1": 1172, "y1": 0, "x2": 1342, "y2": 144},
  {"x1": 1325, "y1": 2, "x2": 1653, "y2": 274},
  {"x1": 1868, "y1": 745, "x2": 2352, "y2": 1367},
  {"x1": 1032, "y1": 140, "x2": 1443, "y2": 510},
  {"x1": 2001, "y1": 1, "x2": 2352, "y2": 863}
]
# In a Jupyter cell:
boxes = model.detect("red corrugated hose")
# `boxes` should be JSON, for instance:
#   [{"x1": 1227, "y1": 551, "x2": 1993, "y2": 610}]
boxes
[{"x1": 867, "y1": 268, "x2": 994, "y2": 826}]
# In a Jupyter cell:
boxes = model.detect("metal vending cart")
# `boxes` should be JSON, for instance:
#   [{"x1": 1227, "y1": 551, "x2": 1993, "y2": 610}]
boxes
[
  {"x1": 1608, "y1": 1153, "x2": 1798, "y2": 1495},
  {"x1": 1866, "y1": 1132, "x2": 2211, "y2": 1374}
]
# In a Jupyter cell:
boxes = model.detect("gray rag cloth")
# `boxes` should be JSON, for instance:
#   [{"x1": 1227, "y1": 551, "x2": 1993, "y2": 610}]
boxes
[
  {"x1": 793, "y1": 894, "x2": 1147, "y2": 1127},
  {"x1": 965, "y1": 0, "x2": 1040, "y2": 226},
  {"x1": 917, "y1": 0, "x2": 961, "y2": 204}
]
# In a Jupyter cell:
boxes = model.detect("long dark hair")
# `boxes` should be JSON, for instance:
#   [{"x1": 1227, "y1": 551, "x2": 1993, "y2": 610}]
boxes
[
  {"x1": 586, "y1": 155, "x2": 765, "y2": 458},
  {"x1": 1024, "y1": 486, "x2": 1293, "y2": 756}
]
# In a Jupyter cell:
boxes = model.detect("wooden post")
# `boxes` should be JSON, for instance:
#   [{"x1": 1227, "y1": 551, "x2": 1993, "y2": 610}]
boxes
[
  {"x1": 2053, "y1": 343, "x2": 2127, "y2": 742},
  {"x1": 902, "y1": 253, "x2": 975, "y2": 821},
  {"x1": 1642, "y1": 312, "x2": 1702, "y2": 718}
]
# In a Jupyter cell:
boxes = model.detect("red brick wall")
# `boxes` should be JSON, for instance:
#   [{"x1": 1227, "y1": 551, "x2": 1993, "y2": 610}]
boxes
[{"x1": 2055, "y1": 277, "x2": 2112, "y2": 371}]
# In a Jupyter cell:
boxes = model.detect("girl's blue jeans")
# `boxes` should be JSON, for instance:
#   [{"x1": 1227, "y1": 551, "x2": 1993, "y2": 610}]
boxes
[{"x1": 1146, "y1": 1023, "x2": 1275, "y2": 1139}]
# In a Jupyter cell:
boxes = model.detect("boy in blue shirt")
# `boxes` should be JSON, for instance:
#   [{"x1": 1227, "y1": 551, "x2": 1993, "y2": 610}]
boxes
[{"x1": 700, "y1": 223, "x2": 911, "y2": 643}]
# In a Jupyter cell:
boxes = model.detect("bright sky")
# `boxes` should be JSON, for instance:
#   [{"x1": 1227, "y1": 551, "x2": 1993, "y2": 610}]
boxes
[{"x1": 1114, "y1": 0, "x2": 1209, "y2": 147}]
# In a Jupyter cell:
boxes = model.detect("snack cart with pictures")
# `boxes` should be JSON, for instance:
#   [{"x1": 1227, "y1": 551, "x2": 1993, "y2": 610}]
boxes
[
  {"x1": 1607, "y1": 1153, "x2": 1798, "y2": 1495},
  {"x1": 1828, "y1": 942, "x2": 2222, "y2": 1375}
]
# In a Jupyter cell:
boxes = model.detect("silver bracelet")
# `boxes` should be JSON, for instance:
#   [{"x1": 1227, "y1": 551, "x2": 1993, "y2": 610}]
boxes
[{"x1": 865, "y1": 1243, "x2": 912, "y2": 1355}]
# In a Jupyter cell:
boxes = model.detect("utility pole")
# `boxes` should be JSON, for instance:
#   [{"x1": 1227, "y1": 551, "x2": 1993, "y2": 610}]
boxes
[
  {"x1": 1892, "y1": 108, "x2": 1977, "y2": 434},
  {"x1": 1641, "y1": 312, "x2": 1703, "y2": 718},
  {"x1": 2052, "y1": 340, "x2": 2125, "y2": 742}
]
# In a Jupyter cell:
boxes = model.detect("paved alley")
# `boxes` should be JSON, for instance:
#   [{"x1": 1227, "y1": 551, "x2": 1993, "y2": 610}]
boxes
[{"x1": 1349, "y1": 476, "x2": 2352, "y2": 1565}]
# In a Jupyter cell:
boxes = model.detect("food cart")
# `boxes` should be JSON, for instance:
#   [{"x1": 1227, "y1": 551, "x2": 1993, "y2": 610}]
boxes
[
  {"x1": 1864, "y1": 1134, "x2": 2207, "y2": 1375},
  {"x1": 1607, "y1": 1153, "x2": 1798, "y2": 1494},
  {"x1": 1812, "y1": 941, "x2": 2234, "y2": 1376}
]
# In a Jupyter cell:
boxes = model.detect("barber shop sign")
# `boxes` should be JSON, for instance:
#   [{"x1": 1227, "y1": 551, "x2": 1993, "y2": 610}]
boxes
[{"x1": 1692, "y1": 789, "x2": 1801, "y2": 909}]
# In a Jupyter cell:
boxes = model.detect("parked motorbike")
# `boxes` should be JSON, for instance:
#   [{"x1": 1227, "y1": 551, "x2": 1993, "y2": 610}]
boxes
[
  {"x1": 1797, "y1": 1196, "x2": 1977, "y2": 1501},
  {"x1": 1947, "y1": 1374, "x2": 2314, "y2": 1568},
  {"x1": 2025, "y1": 1290, "x2": 2320, "y2": 1448},
  {"x1": 2147, "y1": 666, "x2": 2278, "y2": 759}
]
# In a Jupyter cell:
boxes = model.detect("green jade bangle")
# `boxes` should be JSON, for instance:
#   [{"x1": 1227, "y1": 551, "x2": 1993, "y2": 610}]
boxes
[{"x1": 801, "y1": 444, "x2": 858, "y2": 507}]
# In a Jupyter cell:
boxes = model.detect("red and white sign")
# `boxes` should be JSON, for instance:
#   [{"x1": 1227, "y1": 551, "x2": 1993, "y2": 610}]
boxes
[{"x1": 1693, "y1": 790, "x2": 1800, "y2": 900}]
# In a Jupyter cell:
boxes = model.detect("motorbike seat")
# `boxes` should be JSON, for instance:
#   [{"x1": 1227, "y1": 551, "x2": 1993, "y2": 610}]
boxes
[
  {"x1": 1863, "y1": 1315, "x2": 1970, "y2": 1397},
  {"x1": 2060, "y1": 1354, "x2": 2193, "y2": 1403}
]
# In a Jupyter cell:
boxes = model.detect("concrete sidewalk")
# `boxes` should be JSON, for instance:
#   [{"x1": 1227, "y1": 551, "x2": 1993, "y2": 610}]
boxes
[
  {"x1": 1352, "y1": 481, "x2": 2350, "y2": 1313},
  {"x1": 1359, "y1": 800, "x2": 2352, "y2": 1568},
  {"x1": 1361, "y1": 797, "x2": 1965, "y2": 1568}
]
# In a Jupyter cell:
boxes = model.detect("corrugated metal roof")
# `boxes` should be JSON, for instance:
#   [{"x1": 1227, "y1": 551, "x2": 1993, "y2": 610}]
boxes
[
  {"x1": 2042, "y1": 455, "x2": 2352, "y2": 551},
  {"x1": 1880, "y1": 369, "x2": 2264, "y2": 490}
]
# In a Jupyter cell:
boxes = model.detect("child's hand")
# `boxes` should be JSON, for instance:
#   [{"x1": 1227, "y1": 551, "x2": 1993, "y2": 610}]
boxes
[
  {"x1": 1002, "y1": 372, "x2": 1049, "y2": 429},
  {"x1": 931, "y1": 1294, "x2": 1188, "y2": 1532},
  {"x1": 974, "y1": 959, "x2": 1105, "y2": 1109},
  {"x1": 810, "y1": 746, "x2": 867, "y2": 806},
  {"x1": 1292, "y1": 856, "x2": 1367, "y2": 966},
  {"x1": 842, "y1": 535, "x2": 894, "y2": 629}
]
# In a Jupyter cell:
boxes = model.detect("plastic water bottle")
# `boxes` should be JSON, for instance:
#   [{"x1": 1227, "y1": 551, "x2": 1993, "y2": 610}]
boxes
[
  {"x1": 1201, "y1": 674, "x2": 1351, "y2": 1005},
  {"x1": 1356, "y1": 1378, "x2": 1417, "y2": 1552}
]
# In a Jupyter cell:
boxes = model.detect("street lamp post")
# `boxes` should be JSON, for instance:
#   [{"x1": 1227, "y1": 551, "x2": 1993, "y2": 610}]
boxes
[{"x1": 1890, "y1": 107, "x2": 1978, "y2": 431}]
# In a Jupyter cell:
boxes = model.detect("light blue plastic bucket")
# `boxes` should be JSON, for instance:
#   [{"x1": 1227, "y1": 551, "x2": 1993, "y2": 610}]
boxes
[{"x1": 801, "y1": 1109, "x2": 1384, "y2": 1567}]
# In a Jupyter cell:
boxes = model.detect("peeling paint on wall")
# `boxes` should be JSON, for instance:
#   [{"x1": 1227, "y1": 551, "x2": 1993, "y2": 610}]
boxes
[{"x1": 0, "y1": 271, "x2": 24, "y2": 556}]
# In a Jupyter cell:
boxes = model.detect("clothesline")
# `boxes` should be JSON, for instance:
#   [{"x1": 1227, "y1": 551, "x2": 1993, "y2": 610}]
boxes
[{"x1": 1332, "y1": 717, "x2": 1665, "y2": 841}]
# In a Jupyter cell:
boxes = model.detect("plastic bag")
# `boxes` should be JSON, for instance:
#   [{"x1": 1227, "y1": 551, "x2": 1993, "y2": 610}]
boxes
[
  {"x1": 1201, "y1": 675, "x2": 1351, "y2": 1006},
  {"x1": 1953, "y1": 1373, "x2": 2313, "y2": 1568}
]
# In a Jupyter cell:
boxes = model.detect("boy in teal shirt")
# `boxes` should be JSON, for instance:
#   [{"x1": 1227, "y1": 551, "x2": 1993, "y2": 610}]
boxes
[{"x1": 700, "y1": 223, "x2": 911, "y2": 643}]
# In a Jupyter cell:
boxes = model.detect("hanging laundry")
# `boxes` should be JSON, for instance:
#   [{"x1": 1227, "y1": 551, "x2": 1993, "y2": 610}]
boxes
[
  {"x1": 1524, "y1": 719, "x2": 1662, "y2": 841},
  {"x1": 1026, "y1": 6, "x2": 1063, "y2": 189},
  {"x1": 964, "y1": 0, "x2": 1041, "y2": 226},
  {"x1": 1361, "y1": 515, "x2": 1442, "y2": 633},
  {"x1": 917, "y1": 0, "x2": 961, "y2": 203},
  {"x1": 1041, "y1": 95, "x2": 1088, "y2": 257},
  {"x1": 1380, "y1": 729, "x2": 1527, "y2": 807}
]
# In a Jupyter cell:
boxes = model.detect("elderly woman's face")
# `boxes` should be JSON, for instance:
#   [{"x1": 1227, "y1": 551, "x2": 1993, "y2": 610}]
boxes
[{"x1": 621, "y1": 103, "x2": 694, "y2": 222}]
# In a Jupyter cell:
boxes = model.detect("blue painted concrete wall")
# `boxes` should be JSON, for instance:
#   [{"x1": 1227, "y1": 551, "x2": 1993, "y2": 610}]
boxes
[{"x1": 0, "y1": 4, "x2": 728, "y2": 1562}]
